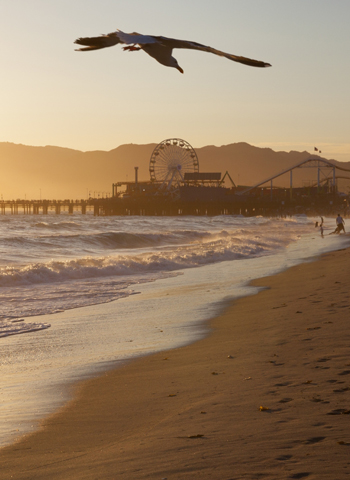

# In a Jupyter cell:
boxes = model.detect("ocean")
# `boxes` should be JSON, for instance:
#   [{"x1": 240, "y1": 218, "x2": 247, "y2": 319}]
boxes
[{"x1": 1, "y1": 213, "x2": 349, "y2": 447}]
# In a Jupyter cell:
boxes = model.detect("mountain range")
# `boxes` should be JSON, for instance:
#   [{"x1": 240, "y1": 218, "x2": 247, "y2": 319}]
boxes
[{"x1": 1, "y1": 141, "x2": 349, "y2": 200}]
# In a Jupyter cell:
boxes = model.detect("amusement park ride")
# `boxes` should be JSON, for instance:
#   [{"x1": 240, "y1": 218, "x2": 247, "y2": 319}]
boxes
[
  {"x1": 238, "y1": 157, "x2": 350, "y2": 198},
  {"x1": 1, "y1": 138, "x2": 349, "y2": 216},
  {"x1": 112, "y1": 138, "x2": 234, "y2": 197},
  {"x1": 149, "y1": 138, "x2": 199, "y2": 188},
  {"x1": 113, "y1": 137, "x2": 350, "y2": 199}
]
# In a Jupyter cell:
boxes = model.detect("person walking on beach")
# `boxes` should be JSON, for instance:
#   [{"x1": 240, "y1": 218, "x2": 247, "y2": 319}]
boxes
[
  {"x1": 320, "y1": 217, "x2": 324, "y2": 237},
  {"x1": 335, "y1": 214, "x2": 345, "y2": 234}
]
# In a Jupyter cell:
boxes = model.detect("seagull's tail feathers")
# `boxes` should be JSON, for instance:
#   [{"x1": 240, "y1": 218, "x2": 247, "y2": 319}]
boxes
[{"x1": 74, "y1": 32, "x2": 121, "y2": 51}]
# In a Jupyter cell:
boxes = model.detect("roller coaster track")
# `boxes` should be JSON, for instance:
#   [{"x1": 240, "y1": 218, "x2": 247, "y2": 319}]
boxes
[{"x1": 237, "y1": 157, "x2": 350, "y2": 195}]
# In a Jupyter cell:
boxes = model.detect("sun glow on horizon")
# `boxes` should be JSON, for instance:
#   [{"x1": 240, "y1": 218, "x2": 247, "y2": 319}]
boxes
[{"x1": 0, "y1": 0, "x2": 349, "y2": 201}]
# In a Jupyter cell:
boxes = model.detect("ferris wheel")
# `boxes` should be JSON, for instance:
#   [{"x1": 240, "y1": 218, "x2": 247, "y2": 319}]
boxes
[{"x1": 149, "y1": 138, "x2": 199, "y2": 189}]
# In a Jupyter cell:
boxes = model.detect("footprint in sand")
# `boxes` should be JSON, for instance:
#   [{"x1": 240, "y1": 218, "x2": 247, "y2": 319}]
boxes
[
  {"x1": 327, "y1": 409, "x2": 350, "y2": 415},
  {"x1": 276, "y1": 454, "x2": 293, "y2": 461},
  {"x1": 268, "y1": 360, "x2": 285, "y2": 366},
  {"x1": 279, "y1": 397, "x2": 293, "y2": 403},
  {"x1": 289, "y1": 473, "x2": 311, "y2": 479},
  {"x1": 338, "y1": 370, "x2": 350, "y2": 376},
  {"x1": 304, "y1": 436, "x2": 326, "y2": 444},
  {"x1": 333, "y1": 386, "x2": 350, "y2": 393}
]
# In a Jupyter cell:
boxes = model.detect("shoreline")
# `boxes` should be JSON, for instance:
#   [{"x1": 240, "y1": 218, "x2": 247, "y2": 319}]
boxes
[{"x1": 1, "y1": 246, "x2": 350, "y2": 478}]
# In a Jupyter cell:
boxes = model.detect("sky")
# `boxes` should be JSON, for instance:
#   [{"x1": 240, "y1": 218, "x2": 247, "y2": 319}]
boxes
[{"x1": 1, "y1": 0, "x2": 350, "y2": 162}]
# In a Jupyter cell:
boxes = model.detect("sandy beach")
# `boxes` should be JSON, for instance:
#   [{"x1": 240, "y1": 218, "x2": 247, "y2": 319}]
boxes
[{"x1": 1, "y1": 245, "x2": 350, "y2": 479}]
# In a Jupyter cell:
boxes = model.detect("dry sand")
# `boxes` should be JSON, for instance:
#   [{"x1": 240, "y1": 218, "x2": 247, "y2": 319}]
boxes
[{"x1": 1, "y1": 246, "x2": 350, "y2": 479}]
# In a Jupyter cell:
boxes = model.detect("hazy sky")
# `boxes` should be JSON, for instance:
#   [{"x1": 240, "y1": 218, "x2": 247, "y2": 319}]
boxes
[{"x1": 1, "y1": 0, "x2": 349, "y2": 161}]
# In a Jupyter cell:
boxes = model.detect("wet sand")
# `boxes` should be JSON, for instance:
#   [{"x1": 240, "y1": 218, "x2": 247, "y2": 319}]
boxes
[{"x1": 1, "y1": 246, "x2": 350, "y2": 479}]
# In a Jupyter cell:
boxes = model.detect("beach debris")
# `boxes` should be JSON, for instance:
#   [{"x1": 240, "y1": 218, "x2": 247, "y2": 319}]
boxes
[
  {"x1": 168, "y1": 394, "x2": 177, "y2": 397},
  {"x1": 227, "y1": 355, "x2": 234, "y2": 358},
  {"x1": 211, "y1": 372, "x2": 219, "y2": 375},
  {"x1": 306, "y1": 326, "x2": 321, "y2": 330},
  {"x1": 338, "y1": 441, "x2": 350, "y2": 445},
  {"x1": 200, "y1": 411, "x2": 207, "y2": 414},
  {"x1": 259, "y1": 406, "x2": 270, "y2": 411},
  {"x1": 187, "y1": 434, "x2": 204, "y2": 438},
  {"x1": 296, "y1": 311, "x2": 303, "y2": 313},
  {"x1": 303, "y1": 380, "x2": 313, "y2": 384},
  {"x1": 163, "y1": 357, "x2": 168, "y2": 360},
  {"x1": 245, "y1": 376, "x2": 252, "y2": 380}
]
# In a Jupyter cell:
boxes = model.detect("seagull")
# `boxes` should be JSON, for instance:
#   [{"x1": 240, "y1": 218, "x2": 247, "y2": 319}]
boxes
[{"x1": 74, "y1": 29, "x2": 271, "y2": 73}]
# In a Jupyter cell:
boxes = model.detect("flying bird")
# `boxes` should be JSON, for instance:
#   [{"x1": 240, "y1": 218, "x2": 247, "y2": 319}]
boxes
[{"x1": 74, "y1": 29, "x2": 271, "y2": 73}]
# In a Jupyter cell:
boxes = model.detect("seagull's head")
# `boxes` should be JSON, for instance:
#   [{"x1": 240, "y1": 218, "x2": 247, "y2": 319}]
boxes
[{"x1": 169, "y1": 56, "x2": 183, "y2": 74}]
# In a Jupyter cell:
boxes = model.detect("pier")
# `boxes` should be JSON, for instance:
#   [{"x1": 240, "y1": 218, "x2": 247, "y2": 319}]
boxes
[
  {"x1": 1, "y1": 154, "x2": 348, "y2": 217},
  {"x1": 0, "y1": 197, "x2": 253, "y2": 217},
  {"x1": 0, "y1": 199, "x2": 94, "y2": 215},
  {"x1": 0, "y1": 188, "x2": 347, "y2": 218}
]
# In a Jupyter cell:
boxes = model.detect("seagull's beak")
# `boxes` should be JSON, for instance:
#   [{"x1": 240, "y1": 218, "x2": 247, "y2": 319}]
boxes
[{"x1": 176, "y1": 66, "x2": 184, "y2": 74}]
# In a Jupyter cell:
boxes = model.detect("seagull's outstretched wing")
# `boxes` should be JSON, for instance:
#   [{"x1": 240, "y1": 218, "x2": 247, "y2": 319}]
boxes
[
  {"x1": 74, "y1": 32, "x2": 122, "y2": 51},
  {"x1": 74, "y1": 29, "x2": 271, "y2": 71},
  {"x1": 154, "y1": 36, "x2": 271, "y2": 68}
]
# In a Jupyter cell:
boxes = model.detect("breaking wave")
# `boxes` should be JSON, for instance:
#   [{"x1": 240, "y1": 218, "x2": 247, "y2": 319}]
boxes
[{"x1": 0, "y1": 225, "x2": 303, "y2": 287}]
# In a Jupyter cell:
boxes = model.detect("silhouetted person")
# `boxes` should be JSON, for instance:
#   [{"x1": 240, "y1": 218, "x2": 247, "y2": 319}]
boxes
[{"x1": 335, "y1": 214, "x2": 345, "y2": 234}]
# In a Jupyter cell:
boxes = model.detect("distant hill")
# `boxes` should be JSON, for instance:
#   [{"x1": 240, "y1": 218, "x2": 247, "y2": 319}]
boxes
[{"x1": 0, "y1": 141, "x2": 349, "y2": 199}]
